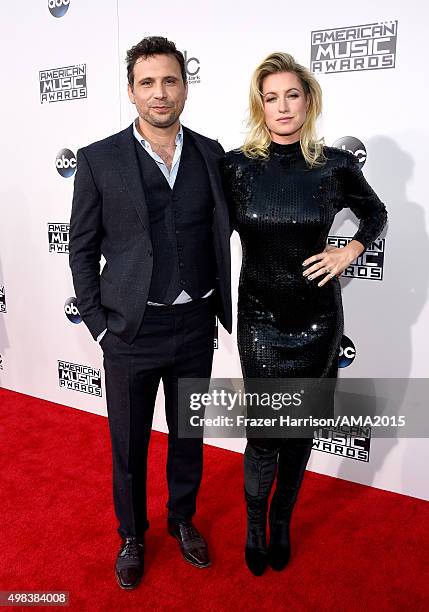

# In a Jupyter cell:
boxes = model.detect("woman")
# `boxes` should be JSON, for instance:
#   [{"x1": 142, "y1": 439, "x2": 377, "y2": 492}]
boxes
[{"x1": 221, "y1": 53, "x2": 387, "y2": 576}]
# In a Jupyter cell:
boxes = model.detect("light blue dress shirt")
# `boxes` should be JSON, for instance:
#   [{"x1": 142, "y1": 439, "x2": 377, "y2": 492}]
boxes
[{"x1": 132, "y1": 119, "x2": 183, "y2": 189}]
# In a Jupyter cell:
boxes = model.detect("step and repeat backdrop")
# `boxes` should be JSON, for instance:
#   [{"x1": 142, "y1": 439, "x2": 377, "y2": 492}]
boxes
[{"x1": 0, "y1": 0, "x2": 428, "y2": 500}]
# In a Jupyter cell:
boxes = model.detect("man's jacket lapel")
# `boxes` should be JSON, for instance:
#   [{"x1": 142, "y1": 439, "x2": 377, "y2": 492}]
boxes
[{"x1": 113, "y1": 124, "x2": 150, "y2": 232}]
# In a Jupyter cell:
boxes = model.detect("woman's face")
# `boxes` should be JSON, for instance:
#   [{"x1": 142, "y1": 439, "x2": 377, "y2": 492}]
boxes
[{"x1": 261, "y1": 71, "x2": 309, "y2": 144}]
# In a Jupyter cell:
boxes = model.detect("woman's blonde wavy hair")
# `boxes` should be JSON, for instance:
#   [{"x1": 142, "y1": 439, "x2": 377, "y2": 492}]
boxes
[{"x1": 241, "y1": 52, "x2": 325, "y2": 167}]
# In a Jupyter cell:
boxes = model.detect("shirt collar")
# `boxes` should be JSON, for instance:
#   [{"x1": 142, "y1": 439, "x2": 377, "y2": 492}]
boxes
[{"x1": 133, "y1": 118, "x2": 183, "y2": 149}]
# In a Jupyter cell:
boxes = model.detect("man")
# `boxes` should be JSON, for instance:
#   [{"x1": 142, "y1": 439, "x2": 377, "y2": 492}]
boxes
[{"x1": 69, "y1": 36, "x2": 232, "y2": 590}]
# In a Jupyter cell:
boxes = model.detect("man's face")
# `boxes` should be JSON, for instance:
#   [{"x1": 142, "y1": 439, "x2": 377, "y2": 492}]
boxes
[{"x1": 128, "y1": 53, "x2": 188, "y2": 130}]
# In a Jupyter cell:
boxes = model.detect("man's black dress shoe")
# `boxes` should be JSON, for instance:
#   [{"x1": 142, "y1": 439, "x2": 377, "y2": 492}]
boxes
[
  {"x1": 167, "y1": 520, "x2": 211, "y2": 568},
  {"x1": 115, "y1": 536, "x2": 145, "y2": 590}
]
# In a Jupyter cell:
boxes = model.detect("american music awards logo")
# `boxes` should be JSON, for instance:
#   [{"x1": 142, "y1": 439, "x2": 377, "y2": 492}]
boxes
[
  {"x1": 39, "y1": 64, "x2": 87, "y2": 104},
  {"x1": 58, "y1": 360, "x2": 102, "y2": 396},
  {"x1": 48, "y1": 223, "x2": 69, "y2": 253},
  {"x1": 328, "y1": 236, "x2": 385, "y2": 281},
  {"x1": 313, "y1": 425, "x2": 371, "y2": 462},
  {"x1": 311, "y1": 20, "x2": 398, "y2": 74}
]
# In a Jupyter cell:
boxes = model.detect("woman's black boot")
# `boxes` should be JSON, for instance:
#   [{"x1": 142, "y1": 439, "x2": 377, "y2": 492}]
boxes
[
  {"x1": 244, "y1": 442, "x2": 278, "y2": 576},
  {"x1": 268, "y1": 438, "x2": 313, "y2": 571},
  {"x1": 268, "y1": 490, "x2": 293, "y2": 571}
]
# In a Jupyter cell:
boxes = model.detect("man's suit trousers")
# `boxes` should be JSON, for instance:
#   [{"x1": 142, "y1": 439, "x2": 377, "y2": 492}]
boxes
[{"x1": 102, "y1": 296, "x2": 216, "y2": 538}]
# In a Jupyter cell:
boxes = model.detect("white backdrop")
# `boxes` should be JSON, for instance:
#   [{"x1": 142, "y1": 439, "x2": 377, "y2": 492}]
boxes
[{"x1": 0, "y1": 0, "x2": 428, "y2": 500}]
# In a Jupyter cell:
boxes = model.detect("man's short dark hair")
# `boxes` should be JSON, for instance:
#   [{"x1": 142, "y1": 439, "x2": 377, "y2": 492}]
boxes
[{"x1": 126, "y1": 36, "x2": 187, "y2": 87}]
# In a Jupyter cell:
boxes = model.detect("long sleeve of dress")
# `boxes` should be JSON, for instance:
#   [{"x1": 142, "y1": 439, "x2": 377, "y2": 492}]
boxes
[{"x1": 338, "y1": 151, "x2": 388, "y2": 251}]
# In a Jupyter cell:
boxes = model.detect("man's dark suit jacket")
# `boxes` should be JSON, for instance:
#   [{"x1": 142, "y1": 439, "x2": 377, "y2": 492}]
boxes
[{"x1": 69, "y1": 123, "x2": 232, "y2": 344}]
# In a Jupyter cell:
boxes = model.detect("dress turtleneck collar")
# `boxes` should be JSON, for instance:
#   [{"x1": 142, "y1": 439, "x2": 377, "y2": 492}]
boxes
[{"x1": 270, "y1": 139, "x2": 302, "y2": 156}]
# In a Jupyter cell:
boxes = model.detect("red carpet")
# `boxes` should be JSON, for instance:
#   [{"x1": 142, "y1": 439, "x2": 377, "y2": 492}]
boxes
[{"x1": 0, "y1": 388, "x2": 428, "y2": 611}]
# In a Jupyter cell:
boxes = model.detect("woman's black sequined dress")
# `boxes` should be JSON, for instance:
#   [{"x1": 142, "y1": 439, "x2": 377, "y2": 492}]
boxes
[{"x1": 222, "y1": 141, "x2": 387, "y2": 380}]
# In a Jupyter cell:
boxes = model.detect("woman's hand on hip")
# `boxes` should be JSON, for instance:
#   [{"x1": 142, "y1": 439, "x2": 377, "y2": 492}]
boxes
[{"x1": 302, "y1": 240, "x2": 364, "y2": 287}]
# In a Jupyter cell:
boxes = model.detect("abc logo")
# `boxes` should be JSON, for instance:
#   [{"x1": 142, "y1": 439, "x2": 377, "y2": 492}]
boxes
[
  {"x1": 332, "y1": 136, "x2": 367, "y2": 168},
  {"x1": 339, "y1": 335, "x2": 356, "y2": 368},
  {"x1": 183, "y1": 50, "x2": 200, "y2": 77},
  {"x1": 48, "y1": 0, "x2": 70, "y2": 17},
  {"x1": 64, "y1": 297, "x2": 82, "y2": 324},
  {"x1": 56, "y1": 149, "x2": 76, "y2": 178}
]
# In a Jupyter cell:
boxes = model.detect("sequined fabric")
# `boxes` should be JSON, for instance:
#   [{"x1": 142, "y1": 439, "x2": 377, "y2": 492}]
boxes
[{"x1": 221, "y1": 141, "x2": 387, "y2": 379}]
